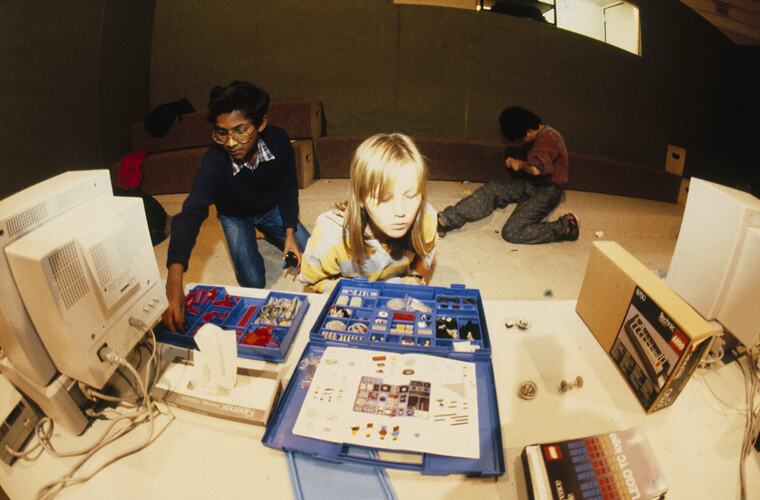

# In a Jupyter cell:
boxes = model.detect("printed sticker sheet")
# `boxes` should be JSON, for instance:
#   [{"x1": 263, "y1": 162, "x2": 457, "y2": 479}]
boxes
[{"x1": 292, "y1": 346, "x2": 480, "y2": 459}]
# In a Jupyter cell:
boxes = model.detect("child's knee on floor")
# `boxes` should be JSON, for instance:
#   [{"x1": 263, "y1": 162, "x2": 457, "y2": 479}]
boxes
[{"x1": 501, "y1": 223, "x2": 523, "y2": 243}]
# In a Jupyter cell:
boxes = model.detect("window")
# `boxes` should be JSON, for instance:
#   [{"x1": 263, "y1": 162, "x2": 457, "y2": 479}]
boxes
[
  {"x1": 395, "y1": 0, "x2": 641, "y2": 56},
  {"x1": 549, "y1": 0, "x2": 641, "y2": 56}
]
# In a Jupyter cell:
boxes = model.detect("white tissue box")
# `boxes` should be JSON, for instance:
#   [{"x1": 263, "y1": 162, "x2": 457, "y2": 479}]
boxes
[{"x1": 151, "y1": 357, "x2": 281, "y2": 426}]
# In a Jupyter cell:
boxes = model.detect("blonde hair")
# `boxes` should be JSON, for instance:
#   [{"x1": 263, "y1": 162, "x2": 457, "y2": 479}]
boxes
[{"x1": 339, "y1": 133, "x2": 432, "y2": 270}]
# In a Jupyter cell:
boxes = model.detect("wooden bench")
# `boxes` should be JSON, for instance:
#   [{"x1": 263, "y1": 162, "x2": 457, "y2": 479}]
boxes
[{"x1": 116, "y1": 100, "x2": 680, "y2": 203}]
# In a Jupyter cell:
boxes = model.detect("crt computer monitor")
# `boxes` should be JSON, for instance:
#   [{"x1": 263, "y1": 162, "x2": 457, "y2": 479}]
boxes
[
  {"x1": 6, "y1": 195, "x2": 167, "y2": 388},
  {"x1": 0, "y1": 170, "x2": 166, "y2": 433},
  {"x1": 667, "y1": 177, "x2": 760, "y2": 349},
  {"x1": 0, "y1": 171, "x2": 111, "y2": 388}
]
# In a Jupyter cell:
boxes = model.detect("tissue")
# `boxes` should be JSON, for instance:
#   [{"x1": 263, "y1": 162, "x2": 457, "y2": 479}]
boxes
[{"x1": 191, "y1": 323, "x2": 238, "y2": 394}]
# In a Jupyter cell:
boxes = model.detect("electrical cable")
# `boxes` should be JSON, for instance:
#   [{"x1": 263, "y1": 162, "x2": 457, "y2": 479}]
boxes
[
  {"x1": 737, "y1": 343, "x2": 760, "y2": 500},
  {"x1": 2, "y1": 322, "x2": 173, "y2": 499},
  {"x1": 35, "y1": 353, "x2": 158, "y2": 500},
  {"x1": 699, "y1": 336, "x2": 725, "y2": 369},
  {"x1": 77, "y1": 381, "x2": 139, "y2": 406}
]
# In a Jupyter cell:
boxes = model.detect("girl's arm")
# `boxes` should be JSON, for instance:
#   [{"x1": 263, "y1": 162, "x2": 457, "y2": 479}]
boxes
[
  {"x1": 299, "y1": 259, "x2": 339, "y2": 293},
  {"x1": 297, "y1": 216, "x2": 344, "y2": 293}
]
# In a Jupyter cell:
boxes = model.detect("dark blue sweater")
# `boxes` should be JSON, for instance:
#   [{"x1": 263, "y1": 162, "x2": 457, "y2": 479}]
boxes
[{"x1": 167, "y1": 125, "x2": 299, "y2": 270}]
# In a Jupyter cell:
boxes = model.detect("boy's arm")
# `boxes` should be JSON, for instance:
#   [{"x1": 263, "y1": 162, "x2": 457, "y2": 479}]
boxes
[
  {"x1": 163, "y1": 153, "x2": 218, "y2": 330},
  {"x1": 270, "y1": 131, "x2": 302, "y2": 269},
  {"x1": 167, "y1": 153, "x2": 217, "y2": 270},
  {"x1": 506, "y1": 157, "x2": 542, "y2": 176},
  {"x1": 524, "y1": 130, "x2": 562, "y2": 177},
  {"x1": 163, "y1": 263, "x2": 186, "y2": 332}
]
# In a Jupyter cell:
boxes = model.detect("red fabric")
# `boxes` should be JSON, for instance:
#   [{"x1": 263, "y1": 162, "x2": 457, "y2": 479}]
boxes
[{"x1": 117, "y1": 150, "x2": 147, "y2": 190}]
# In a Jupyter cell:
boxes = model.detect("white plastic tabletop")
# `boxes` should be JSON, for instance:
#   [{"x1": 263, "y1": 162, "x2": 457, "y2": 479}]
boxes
[{"x1": 1, "y1": 293, "x2": 757, "y2": 499}]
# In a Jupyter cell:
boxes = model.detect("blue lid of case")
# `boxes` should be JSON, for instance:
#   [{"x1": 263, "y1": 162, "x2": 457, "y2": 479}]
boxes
[
  {"x1": 155, "y1": 285, "x2": 310, "y2": 363},
  {"x1": 263, "y1": 278, "x2": 505, "y2": 477},
  {"x1": 286, "y1": 449, "x2": 397, "y2": 500}
]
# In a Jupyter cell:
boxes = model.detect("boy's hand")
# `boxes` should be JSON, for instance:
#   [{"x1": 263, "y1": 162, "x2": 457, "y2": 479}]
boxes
[
  {"x1": 506, "y1": 157, "x2": 541, "y2": 176},
  {"x1": 163, "y1": 264, "x2": 186, "y2": 332},
  {"x1": 506, "y1": 157, "x2": 521, "y2": 171},
  {"x1": 282, "y1": 229, "x2": 302, "y2": 280}
]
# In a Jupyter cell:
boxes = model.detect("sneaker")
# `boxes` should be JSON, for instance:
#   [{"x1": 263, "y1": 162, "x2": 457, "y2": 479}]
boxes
[
  {"x1": 437, "y1": 214, "x2": 452, "y2": 238},
  {"x1": 560, "y1": 213, "x2": 579, "y2": 241}
]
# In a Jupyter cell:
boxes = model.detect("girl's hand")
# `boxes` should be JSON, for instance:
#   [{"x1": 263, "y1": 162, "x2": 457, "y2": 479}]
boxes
[{"x1": 402, "y1": 274, "x2": 425, "y2": 286}]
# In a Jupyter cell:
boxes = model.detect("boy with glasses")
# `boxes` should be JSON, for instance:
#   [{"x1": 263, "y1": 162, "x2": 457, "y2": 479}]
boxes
[{"x1": 163, "y1": 81, "x2": 310, "y2": 332}]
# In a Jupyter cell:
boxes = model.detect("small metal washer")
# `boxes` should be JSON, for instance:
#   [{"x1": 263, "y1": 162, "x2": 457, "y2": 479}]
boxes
[{"x1": 518, "y1": 381, "x2": 538, "y2": 400}]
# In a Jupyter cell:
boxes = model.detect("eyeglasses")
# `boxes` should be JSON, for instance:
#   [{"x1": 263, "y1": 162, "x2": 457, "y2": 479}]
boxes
[{"x1": 211, "y1": 124, "x2": 256, "y2": 145}]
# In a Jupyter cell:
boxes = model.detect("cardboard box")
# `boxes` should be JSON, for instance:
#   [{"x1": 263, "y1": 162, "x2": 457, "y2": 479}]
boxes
[
  {"x1": 151, "y1": 357, "x2": 281, "y2": 425},
  {"x1": 576, "y1": 241, "x2": 717, "y2": 413},
  {"x1": 665, "y1": 144, "x2": 686, "y2": 177},
  {"x1": 292, "y1": 139, "x2": 315, "y2": 189},
  {"x1": 677, "y1": 177, "x2": 690, "y2": 206},
  {"x1": 269, "y1": 100, "x2": 323, "y2": 140}
]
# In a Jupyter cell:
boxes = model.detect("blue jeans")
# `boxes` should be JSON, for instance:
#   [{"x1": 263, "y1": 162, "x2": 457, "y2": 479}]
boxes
[
  {"x1": 218, "y1": 208, "x2": 310, "y2": 288},
  {"x1": 439, "y1": 179, "x2": 568, "y2": 244}
]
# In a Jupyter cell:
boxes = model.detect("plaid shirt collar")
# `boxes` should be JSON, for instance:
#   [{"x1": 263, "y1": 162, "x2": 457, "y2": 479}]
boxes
[{"x1": 231, "y1": 137, "x2": 275, "y2": 175}]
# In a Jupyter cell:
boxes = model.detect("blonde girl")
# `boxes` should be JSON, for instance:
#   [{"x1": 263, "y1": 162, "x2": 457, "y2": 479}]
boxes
[{"x1": 298, "y1": 133, "x2": 438, "y2": 292}]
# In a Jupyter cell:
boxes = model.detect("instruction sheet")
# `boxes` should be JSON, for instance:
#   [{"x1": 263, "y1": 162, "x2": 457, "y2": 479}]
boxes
[{"x1": 293, "y1": 346, "x2": 480, "y2": 459}]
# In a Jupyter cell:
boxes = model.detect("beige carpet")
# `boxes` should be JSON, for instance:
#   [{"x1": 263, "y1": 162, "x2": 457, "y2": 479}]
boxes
[{"x1": 154, "y1": 180, "x2": 684, "y2": 300}]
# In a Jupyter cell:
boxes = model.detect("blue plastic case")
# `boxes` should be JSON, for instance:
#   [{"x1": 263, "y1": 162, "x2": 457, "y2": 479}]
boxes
[
  {"x1": 263, "y1": 278, "x2": 505, "y2": 477},
  {"x1": 155, "y1": 285, "x2": 310, "y2": 362}
]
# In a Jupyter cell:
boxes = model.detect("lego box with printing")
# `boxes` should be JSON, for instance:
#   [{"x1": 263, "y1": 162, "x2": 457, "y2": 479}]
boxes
[{"x1": 576, "y1": 241, "x2": 717, "y2": 413}]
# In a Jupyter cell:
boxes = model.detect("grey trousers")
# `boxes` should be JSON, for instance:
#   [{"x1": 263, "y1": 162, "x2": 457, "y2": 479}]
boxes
[{"x1": 439, "y1": 178, "x2": 569, "y2": 244}]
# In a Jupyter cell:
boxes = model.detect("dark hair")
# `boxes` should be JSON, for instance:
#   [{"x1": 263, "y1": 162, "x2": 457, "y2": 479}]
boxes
[
  {"x1": 207, "y1": 81, "x2": 270, "y2": 126},
  {"x1": 499, "y1": 106, "x2": 542, "y2": 141}
]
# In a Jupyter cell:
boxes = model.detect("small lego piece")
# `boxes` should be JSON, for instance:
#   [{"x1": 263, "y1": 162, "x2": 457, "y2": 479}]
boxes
[
  {"x1": 505, "y1": 318, "x2": 529, "y2": 330},
  {"x1": 559, "y1": 376, "x2": 584, "y2": 393},
  {"x1": 386, "y1": 298, "x2": 405, "y2": 310},
  {"x1": 325, "y1": 320, "x2": 346, "y2": 331},
  {"x1": 349, "y1": 296, "x2": 363, "y2": 308},
  {"x1": 518, "y1": 381, "x2": 537, "y2": 400},
  {"x1": 283, "y1": 251, "x2": 299, "y2": 269}
]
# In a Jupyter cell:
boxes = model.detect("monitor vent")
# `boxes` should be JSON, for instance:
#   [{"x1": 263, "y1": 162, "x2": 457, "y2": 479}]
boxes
[
  {"x1": 90, "y1": 243, "x2": 113, "y2": 288},
  {"x1": 6, "y1": 203, "x2": 48, "y2": 239},
  {"x1": 49, "y1": 242, "x2": 89, "y2": 309}
]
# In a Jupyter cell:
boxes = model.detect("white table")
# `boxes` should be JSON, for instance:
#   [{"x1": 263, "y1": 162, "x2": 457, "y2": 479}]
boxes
[{"x1": 2, "y1": 293, "x2": 758, "y2": 500}]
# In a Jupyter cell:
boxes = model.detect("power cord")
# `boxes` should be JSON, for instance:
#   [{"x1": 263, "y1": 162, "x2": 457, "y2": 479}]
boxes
[
  {"x1": 737, "y1": 343, "x2": 760, "y2": 500},
  {"x1": 699, "y1": 335, "x2": 726, "y2": 369},
  {"x1": 4, "y1": 320, "x2": 173, "y2": 499}
]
